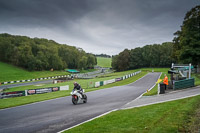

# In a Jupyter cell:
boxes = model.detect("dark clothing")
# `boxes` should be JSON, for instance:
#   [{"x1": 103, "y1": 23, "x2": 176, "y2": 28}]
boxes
[
  {"x1": 73, "y1": 84, "x2": 82, "y2": 91},
  {"x1": 73, "y1": 84, "x2": 84, "y2": 97}
]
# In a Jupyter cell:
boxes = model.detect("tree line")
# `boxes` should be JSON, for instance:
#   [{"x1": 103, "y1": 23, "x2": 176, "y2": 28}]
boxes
[
  {"x1": 0, "y1": 33, "x2": 97, "y2": 71},
  {"x1": 112, "y1": 5, "x2": 200, "y2": 71},
  {"x1": 172, "y1": 5, "x2": 200, "y2": 67},
  {"x1": 112, "y1": 42, "x2": 175, "y2": 71},
  {"x1": 95, "y1": 54, "x2": 111, "y2": 58}
]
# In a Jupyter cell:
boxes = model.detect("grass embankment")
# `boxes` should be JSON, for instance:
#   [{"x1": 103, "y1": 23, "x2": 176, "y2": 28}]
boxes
[
  {"x1": 0, "y1": 61, "x2": 69, "y2": 83},
  {"x1": 0, "y1": 70, "x2": 147, "y2": 109},
  {"x1": 96, "y1": 57, "x2": 112, "y2": 68},
  {"x1": 65, "y1": 95, "x2": 200, "y2": 133},
  {"x1": 79, "y1": 69, "x2": 97, "y2": 73},
  {"x1": 4, "y1": 69, "x2": 143, "y2": 92},
  {"x1": 192, "y1": 73, "x2": 200, "y2": 86}
]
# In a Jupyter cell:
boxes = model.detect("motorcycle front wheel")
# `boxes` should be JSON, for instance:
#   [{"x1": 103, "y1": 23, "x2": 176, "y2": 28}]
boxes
[{"x1": 72, "y1": 97, "x2": 78, "y2": 105}]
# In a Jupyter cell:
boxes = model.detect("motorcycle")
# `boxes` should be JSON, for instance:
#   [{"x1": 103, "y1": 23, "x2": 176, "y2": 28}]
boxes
[{"x1": 70, "y1": 89, "x2": 87, "y2": 105}]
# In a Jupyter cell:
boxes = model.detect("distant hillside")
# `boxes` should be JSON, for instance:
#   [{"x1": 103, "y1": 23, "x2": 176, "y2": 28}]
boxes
[
  {"x1": 96, "y1": 57, "x2": 112, "y2": 68},
  {"x1": 96, "y1": 54, "x2": 111, "y2": 58},
  {"x1": 0, "y1": 33, "x2": 97, "y2": 71}
]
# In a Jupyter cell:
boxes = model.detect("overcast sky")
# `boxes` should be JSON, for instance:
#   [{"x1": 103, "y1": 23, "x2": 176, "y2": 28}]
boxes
[{"x1": 0, "y1": 0, "x2": 199, "y2": 55}]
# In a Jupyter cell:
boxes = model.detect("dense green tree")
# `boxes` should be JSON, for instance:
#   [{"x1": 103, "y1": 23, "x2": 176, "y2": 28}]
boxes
[
  {"x1": 87, "y1": 54, "x2": 96, "y2": 68},
  {"x1": 129, "y1": 47, "x2": 144, "y2": 69},
  {"x1": 173, "y1": 5, "x2": 200, "y2": 66},
  {"x1": 116, "y1": 49, "x2": 130, "y2": 71},
  {"x1": 0, "y1": 39, "x2": 12, "y2": 62},
  {"x1": 149, "y1": 44, "x2": 161, "y2": 67},
  {"x1": 112, "y1": 42, "x2": 174, "y2": 71},
  {"x1": 159, "y1": 42, "x2": 174, "y2": 67},
  {"x1": 79, "y1": 56, "x2": 88, "y2": 70},
  {"x1": 0, "y1": 33, "x2": 97, "y2": 71},
  {"x1": 96, "y1": 54, "x2": 111, "y2": 58},
  {"x1": 111, "y1": 55, "x2": 119, "y2": 70},
  {"x1": 17, "y1": 43, "x2": 34, "y2": 69}
]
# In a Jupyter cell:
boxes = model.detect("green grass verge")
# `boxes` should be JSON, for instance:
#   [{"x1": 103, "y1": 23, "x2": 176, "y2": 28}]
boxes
[
  {"x1": 0, "y1": 61, "x2": 69, "y2": 83},
  {"x1": 141, "y1": 68, "x2": 169, "y2": 73},
  {"x1": 96, "y1": 57, "x2": 112, "y2": 68},
  {"x1": 142, "y1": 68, "x2": 170, "y2": 96},
  {"x1": 192, "y1": 73, "x2": 200, "y2": 86},
  {"x1": 65, "y1": 95, "x2": 200, "y2": 133},
  {"x1": 0, "y1": 71, "x2": 147, "y2": 109},
  {"x1": 4, "y1": 69, "x2": 143, "y2": 92},
  {"x1": 143, "y1": 84, "x2": 158, "y2": 96},
  {"x1": 79, "y1": 69, "x2": 97, "y2": 73}
]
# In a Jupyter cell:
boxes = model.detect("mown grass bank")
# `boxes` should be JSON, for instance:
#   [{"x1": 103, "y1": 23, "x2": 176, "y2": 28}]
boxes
[
  {"x1": 79, "y1": 69, "x2": 97, "y2": 73},
  {"x1": 0, "y1": 61, "x2": 69, "y2": 83},
  {"x1": 0, "y1": 71, "x2": 147, "y2": 109},
  {"x1": 96, "y1": 57, "x2": 112, "y2": 68},
  {"x1": 4, "y1": 69, "x2": 143, "y2": 92},
  {"x1": 65, "y1": 95, "x2": 200, "y2": 133},
  {"x1": 193, "y1": 73, "x2": 200, "y2": 86}
]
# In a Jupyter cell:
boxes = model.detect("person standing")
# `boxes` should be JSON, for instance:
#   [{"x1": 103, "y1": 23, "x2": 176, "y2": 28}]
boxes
[{"x1": 163, "y1": 74, "x2": 168, "y2": 90}]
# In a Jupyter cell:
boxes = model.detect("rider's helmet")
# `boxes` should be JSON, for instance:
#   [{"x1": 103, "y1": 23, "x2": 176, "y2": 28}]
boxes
[{"x1": 73, "y1": 82, "x2": 78, "y2": 86}]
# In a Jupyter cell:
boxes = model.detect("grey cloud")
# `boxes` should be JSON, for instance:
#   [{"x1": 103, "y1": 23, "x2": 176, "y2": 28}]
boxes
[
  {"x1": 0, "y1": 0, "x2": 199, "y2": 55},
  {"x1": 0, "y1": 0, "x2": 94, "y2": 27}
]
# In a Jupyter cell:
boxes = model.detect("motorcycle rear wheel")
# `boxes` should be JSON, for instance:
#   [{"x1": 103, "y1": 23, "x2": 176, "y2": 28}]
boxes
[{"x1": 83, "y1": 95, "x2": 87, "y2": 103}]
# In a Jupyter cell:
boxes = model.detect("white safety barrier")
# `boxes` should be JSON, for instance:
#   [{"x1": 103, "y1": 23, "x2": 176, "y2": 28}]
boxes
[
  {"x1": 95, "y1": 82, "x2": 100, "y2": 87},
  {"x1": 103, "y1": 81, "x2": 108, "y2": 85},
  {"x1": 123, "y1": 76, "x2": 125, "y2": 80},
  {"x1": 94, "y1": 70, "x2": 141, "y2": 88},
  {"x1": 106, "y1": 79, "x2": 115, "y2": 84},
  {"x1": 60, "y1": 85, "x2": 69, "y2": 91}
]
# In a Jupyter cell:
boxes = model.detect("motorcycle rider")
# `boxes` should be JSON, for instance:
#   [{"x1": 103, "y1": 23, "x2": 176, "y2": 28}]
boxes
[{"x1": 73, "y1": 82, "x2": 84, "y2": 98}]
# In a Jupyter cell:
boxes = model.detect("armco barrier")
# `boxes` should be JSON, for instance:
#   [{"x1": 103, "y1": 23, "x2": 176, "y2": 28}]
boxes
[
  {"x1": 0, "y1": 75, "x2": 70, "y2": 85},
  {"x1": 0, "y1": 91, "x2": 25, "y2": 99},
  {"x1": 60, "y1": 85, "x2": 69, "y2": 91},
  {"x1": 26, "y1": 87, "x2": 59, "y2": 95},
  {"x1": 107, "y1": 79, "x2": 115, "y2": 84},
  {"x1": 103, "y1": 79, "x2": 115, "y2": 85},
  {"x1": 94, "y1": 70, "x2": 141, "y2": 88},
  {"x1": 100, "y1": 81, "x2": 104, "y2": 86},
  {"x1": 0, "y1": 86, "x2": 70, "y2": 99},
  {"x1": 115, "y1": 78, "x2": 121, "y2": 81},
  {"x1": 95, "y1": 82, "x2": 100, "y2": 87},
  {"x1": 103, "y1": 81, "x2": 108, "y2": 85}
]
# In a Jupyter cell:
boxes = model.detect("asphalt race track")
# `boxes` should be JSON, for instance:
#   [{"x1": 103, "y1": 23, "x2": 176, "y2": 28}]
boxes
[
  {"x1": 0, "y1": 70, "x2": 109, "y2": 91},
  {"x1": 0, "y1": 80, "x2": 53, "y2": 91},
  {"x1": 0, "y1": 72, "x2": 160, "y2": 133}
]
